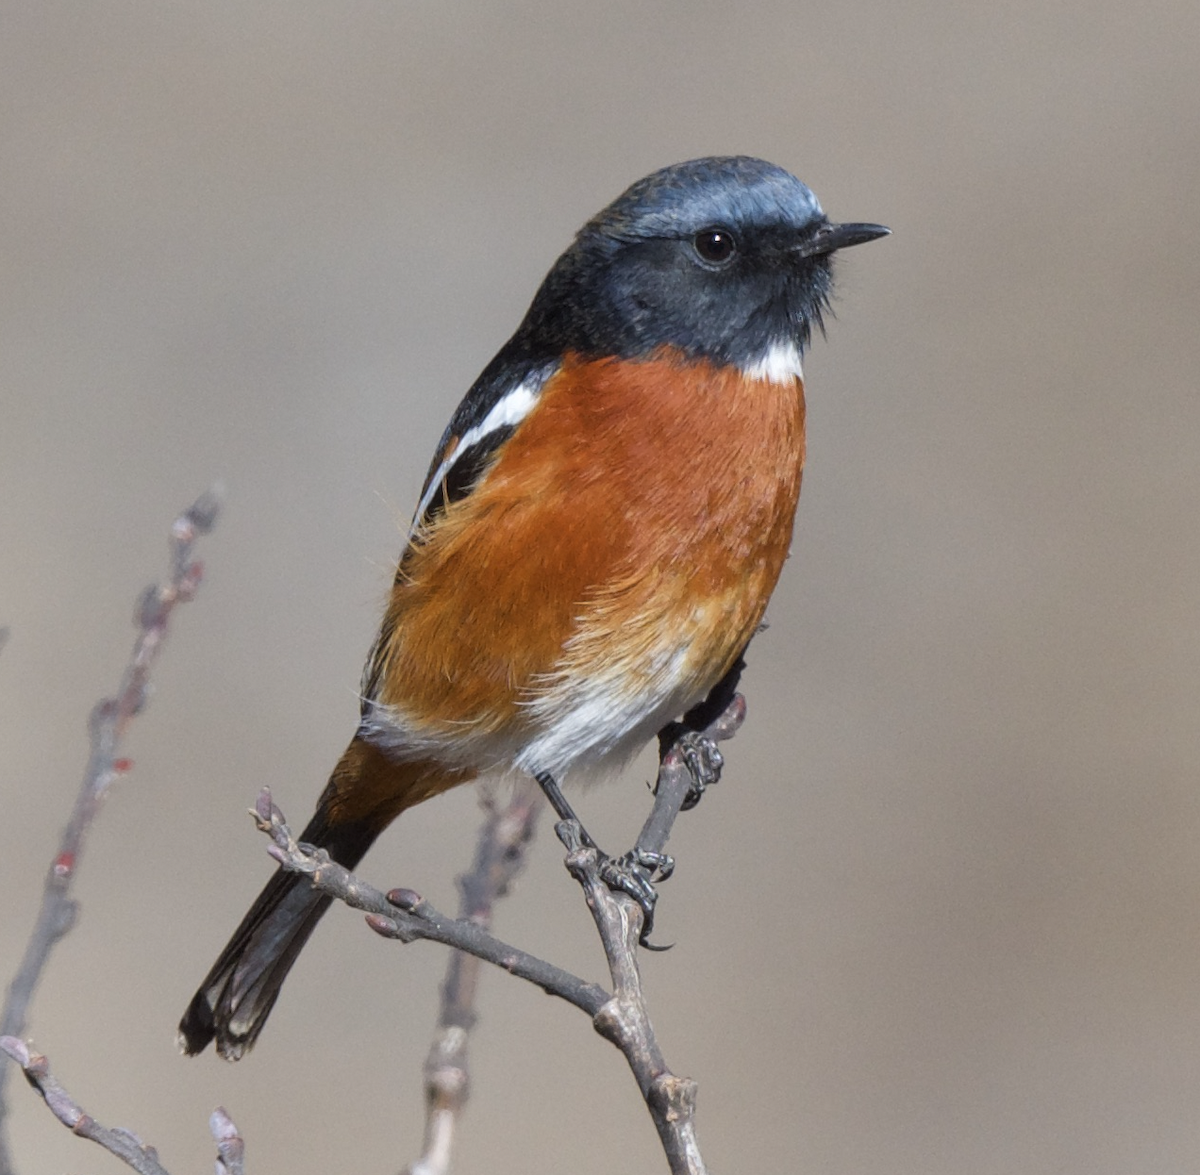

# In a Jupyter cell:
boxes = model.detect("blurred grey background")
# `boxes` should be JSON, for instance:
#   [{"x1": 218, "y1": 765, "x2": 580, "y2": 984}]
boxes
[{"x1": 2, "y1": 2, "x2": 1199, "y2": 1172}]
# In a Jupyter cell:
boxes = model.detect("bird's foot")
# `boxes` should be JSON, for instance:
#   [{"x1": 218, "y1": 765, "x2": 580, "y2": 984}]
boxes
[
  {"x1": 598, "y1": 848, "x2": 675, "y2": 948},
  {"x1": 675, "y1": 730, "x2": 724, "y2": 810}
]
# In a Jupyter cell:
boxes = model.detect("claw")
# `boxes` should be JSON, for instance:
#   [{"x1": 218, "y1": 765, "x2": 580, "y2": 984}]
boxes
[
  {"x1": 598, "y1": 849, "x2": 675, "y2": 946},
  {"x1": 642, "y1": 851, "x2": 674, "y2": 883}
]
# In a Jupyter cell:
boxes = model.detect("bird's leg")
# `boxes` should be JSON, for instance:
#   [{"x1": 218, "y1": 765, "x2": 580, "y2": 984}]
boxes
[
  {"x1": 533, "y1": 770, "x2": 594, "y2": 842},
  {"x1": 534, "y1": 770, "x2": 666, "y2": 941},
  {"x1": 537, "y1": 652, "x2": 748, "y2": 947}
]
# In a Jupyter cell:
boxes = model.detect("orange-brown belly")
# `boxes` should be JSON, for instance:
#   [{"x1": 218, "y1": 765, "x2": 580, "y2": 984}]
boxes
[{"x1": 365, "y1": 348, "x2": 805, "y2": 776}]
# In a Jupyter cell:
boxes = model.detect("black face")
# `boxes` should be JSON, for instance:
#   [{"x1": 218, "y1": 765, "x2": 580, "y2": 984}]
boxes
[{"x1": 512, "y1": 220, "x2": 837, "y2": 368}]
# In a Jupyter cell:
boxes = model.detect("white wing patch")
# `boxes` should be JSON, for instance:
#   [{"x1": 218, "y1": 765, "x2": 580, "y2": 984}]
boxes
[
  {"x1": 408, "y1": 376, "x2": 545, "y2": 542},
  {"x1": 741, "y1": 339, "x2": 803, "y2": 386}
]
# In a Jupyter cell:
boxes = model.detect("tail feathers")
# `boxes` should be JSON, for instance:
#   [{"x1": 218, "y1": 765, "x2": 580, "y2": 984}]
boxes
[
  {"x1": 177, "y1": 869, "x2": 339, "y2": 1060},
  {"x1": 179, "y1": 740, "x2": 473, "y2": 1060}
]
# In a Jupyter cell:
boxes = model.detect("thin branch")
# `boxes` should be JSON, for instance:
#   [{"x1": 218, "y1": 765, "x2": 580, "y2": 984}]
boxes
[
  {"x1": 556, "y1": 694, "x2": 745, "y2": 1175},
  {"x1": 0, "y1": 1036, "x2": 171, "y2": 1175},
  {"x1": 0, "y1": 1037, "x2": 247, "y2": 1175},
  {"x1": 0, "y1": 490, "x2": 221, "y2": 1175},
  {"x1": 254, "y1": 790, "x2": 608, "y2": 1017},
  {"x1": 402, "y1": 779, "x2": 543, "y2": 1175},
  {"x1": 560, "y1": 825, "x2": 707, "y2": 1174}
]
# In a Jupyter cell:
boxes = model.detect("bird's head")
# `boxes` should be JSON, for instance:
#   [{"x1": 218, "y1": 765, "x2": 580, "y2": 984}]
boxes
[{"x1": 517, "y1": 156, "x2": 889, "y2": 373}]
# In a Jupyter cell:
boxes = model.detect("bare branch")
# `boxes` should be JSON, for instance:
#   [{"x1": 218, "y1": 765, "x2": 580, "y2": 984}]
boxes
[
  {"x1": 0, "y1": 1038, "x2": 247, "y2": 1175},
  {"x1": 561, "y1": 826, "x2": 707, "y2": 1175},
  {"x1": 554, "y1": 694, "x2": 745, "y2": 1175},
  {"x1": 402, "y1": 779, "x2": 543, "y2": 1175},
  {"x1": 254, "y1": 790, "x2": 608, "y2": 1016},
  {"x1": 0, "y1": 1037, "x2": 172, "y2": 1175},
  {"x1": 0, "y1": 490, "x2": 221, "y2": 1175}
]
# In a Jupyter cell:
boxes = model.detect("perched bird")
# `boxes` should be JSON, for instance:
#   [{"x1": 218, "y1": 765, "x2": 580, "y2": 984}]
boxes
[{"x1": 179, "y1": 155, "x2": 888, "y2": 1060}]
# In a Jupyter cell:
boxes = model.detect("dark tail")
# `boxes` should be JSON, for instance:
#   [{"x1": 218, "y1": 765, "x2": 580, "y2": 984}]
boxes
[{"x1": 178, "y1": 738, "x2": 472, "y2": 1060}]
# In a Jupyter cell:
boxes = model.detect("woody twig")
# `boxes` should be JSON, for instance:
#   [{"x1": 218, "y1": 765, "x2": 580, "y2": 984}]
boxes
[
  {"x1": 0, "y1": 1037, "x2": 245, "y2": 1175},
  {"x1": 0, "y1": 491, "x2": 220, "y2": 1175}
]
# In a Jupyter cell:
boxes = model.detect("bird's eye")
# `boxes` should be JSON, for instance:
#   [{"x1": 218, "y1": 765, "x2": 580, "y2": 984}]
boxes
[{"x1": 692, "y1": 228, "x2": 736, "y2": 265}]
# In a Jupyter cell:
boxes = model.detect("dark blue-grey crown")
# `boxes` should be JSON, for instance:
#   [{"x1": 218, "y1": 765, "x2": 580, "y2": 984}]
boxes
[{"x1": 582, "y1": 156, "x2": 825, "y2": 244}]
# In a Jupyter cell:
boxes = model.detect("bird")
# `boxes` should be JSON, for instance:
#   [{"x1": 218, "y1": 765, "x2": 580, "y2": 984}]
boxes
[{"x1": 179, "y1": 155, "x2": 888, "y2": 1060}]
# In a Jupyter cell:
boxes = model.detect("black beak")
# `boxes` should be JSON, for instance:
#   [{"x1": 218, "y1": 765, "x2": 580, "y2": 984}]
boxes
[{"x1": 795, "y1": 221, "x2": 891, "y2": 258}]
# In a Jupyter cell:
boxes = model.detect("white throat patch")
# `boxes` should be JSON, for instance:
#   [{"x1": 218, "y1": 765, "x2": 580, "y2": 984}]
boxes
[{"x1": 741, "y1": 340, "x2": 803, "y2": 386}]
